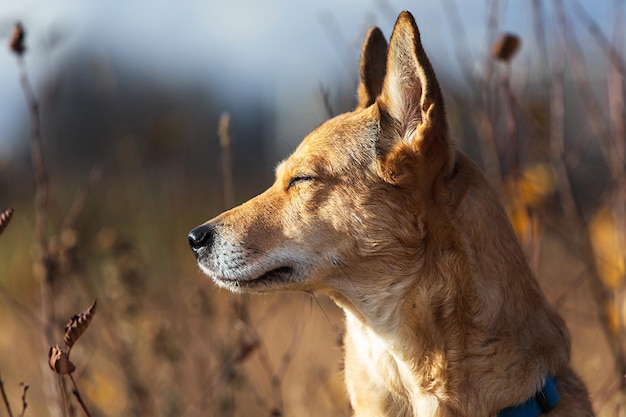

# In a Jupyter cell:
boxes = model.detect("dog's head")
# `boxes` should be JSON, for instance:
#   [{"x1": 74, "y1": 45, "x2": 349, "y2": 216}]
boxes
[{"x1": 189, "y1": 12, "x2": 456, "y2": 297}]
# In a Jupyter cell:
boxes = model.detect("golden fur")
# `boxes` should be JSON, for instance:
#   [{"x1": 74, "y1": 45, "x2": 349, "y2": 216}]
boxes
[{"x1": 189, "y1": 11, "x2": 595, "y2": 417}]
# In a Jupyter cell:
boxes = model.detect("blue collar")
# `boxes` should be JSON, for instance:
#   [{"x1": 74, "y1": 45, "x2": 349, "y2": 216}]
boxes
[{"x1": 498, "y1": 377, "x2": 559, "y2": 417}]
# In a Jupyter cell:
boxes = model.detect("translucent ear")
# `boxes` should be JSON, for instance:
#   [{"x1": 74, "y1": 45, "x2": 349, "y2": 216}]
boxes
[
  {"x1": 356, "y1": 27, "x2": 388, "y2": 110},
  {"x1": 376, "y1": 11, "x2": 454, "y2": 183},
  {"x1": 379, "y1": 11, "x2": 448, "y2": 149}
]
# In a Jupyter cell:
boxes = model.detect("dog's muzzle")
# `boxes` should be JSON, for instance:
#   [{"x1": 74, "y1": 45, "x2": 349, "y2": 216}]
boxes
[{"x1": 188, "y1": 224, "x2": 214, "y2": 256}]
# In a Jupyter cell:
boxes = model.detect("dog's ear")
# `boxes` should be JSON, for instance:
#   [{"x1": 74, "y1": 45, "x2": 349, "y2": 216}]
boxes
[
  {"x1": 356, "y1": 27, "x2": 388, "y2": 109},
  {"x1": 376, "y1": 11, "x2": 454, "y2": 184}
]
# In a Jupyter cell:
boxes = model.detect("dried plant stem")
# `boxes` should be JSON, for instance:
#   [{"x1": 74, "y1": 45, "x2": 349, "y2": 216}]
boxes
[
  {"x1": 273, "y1": 301, "x2": 308, "y2": 385},
  {"x1": 550, "y1": 5, "x2": 626, "y2": 390},
  {"x1": 570, "y1": 0, "x2": 626, "y2": 78},
  {"x1": 531, "y1": 0, "x2": 550, "y2": 78},
  {"x1": 441, "y1": 0, "x2": 502, "y2": 184},
  {"x1": 61, "y1": 168, "x2": 102, "y2": 232},
  {"x1": 18, "y1": 383, "x2": 28, "y2": 417},
  {"x1": 481, "y1": 0, "x2": 505, "y2": 185},
  {"x1": 593, "y1": 373, "x2": 624, "y2": 415},
  {"x1": 440, "y1": 0, "x2": 476, "y2": 85},
  {"x1": 0, "y1": 371, "x2": 15, "y2": 417},
  {"x1": 88, "y1": 322, "x2": 152, "y2": 416},
  {"x1": 15, "y1": 48, "x2": 63, "y2": 417},
  {"x1": 501, "y1": 63, "x2": 519, "y2": 176},
  {"x1": 554, "y1": 1, "x2": 612, "y2": 164},
  {"x1": 212, "y1": 132, "x2": 308, "y2": 405},
  {"x1": 236, "y1": 304, "x2": 307, "y2": 416},
  {"x1": 319, "y1": 84, "x2": 335, "y2": 119},
  {"x1": 16, "y1": 56, "x2": 54, "y2": 338},
  {"x1": 0, "y1": 208, "x2": 14, "y2": 237},
  {"x1": 606, "y1": 0, "x2": 626, "y2": 299},
  {"x1": 498, "y1": 58, "x2": 541, "y2": 271},
  {"x1": 500, "y1": 68, "x2": 522, "y2": 205},
  {"x1": 68, "y1": 375, "x2": 91, "y2": 417},
  {"x1": 218, "y1": 113, "x2": 235, "y2": 209},
  {"x1": 217, "y1": 111, "x2": 241, "y2": 416}
]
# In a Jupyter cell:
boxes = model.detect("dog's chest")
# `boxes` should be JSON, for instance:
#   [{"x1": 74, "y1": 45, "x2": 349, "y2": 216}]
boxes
[{"x1": 343, "y1": 312, "x2": 440, "y2": 417}]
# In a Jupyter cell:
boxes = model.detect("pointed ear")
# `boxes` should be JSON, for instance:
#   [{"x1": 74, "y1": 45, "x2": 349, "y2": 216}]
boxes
[
  {"x1": 356, "y1": 27, "x2": 388, "y2": 110},
  {"x1": 377, "y1": 11, "x2": 453, "y2": 179}
]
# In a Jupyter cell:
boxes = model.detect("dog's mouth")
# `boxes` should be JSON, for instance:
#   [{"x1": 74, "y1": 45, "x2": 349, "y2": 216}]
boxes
[{"x1": 213, "y1": 265, "x2": 296, "y2": 291}]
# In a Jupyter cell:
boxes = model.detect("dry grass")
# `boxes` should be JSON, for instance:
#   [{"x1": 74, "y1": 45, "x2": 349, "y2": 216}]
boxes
[{"x1": 0, "y1": 2, "x2": 624, "y2": 416}]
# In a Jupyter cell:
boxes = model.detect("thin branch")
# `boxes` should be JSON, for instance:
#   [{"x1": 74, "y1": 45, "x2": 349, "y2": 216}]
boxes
[
  {"x1": 238, "y1": 308, "x2": 281, "y2": 412},
  {"x1": 17, "y1": 383, "x2": 28, "y2": 417},
  {"x1": 0, "y1": 371, "x2": 15, "y2": 417},
  {"x1": 180, "y1": 337, "x2": 264, "y2": 417},
  {"x1": 12, "y1": 24, "x2": 63, "y2": 417},
  {"x1": 442, "y1": 0, "x2": 503, "y2": 183},
  {"x1": 317, "y1": 11, "x2": 356, "y2": 73},
  {"x1": 371, "y1": 0, "x2": 397, "y2": 22},
  {"x1": 554, "y1": 1, "x2": 613, "y2": 165},
  {"x1": 593, "y1": 373, "x2": 624, "y2": 414},
  {"x1": 318, "y1": 84, "x2": 335, "y2": 119},
  {"x1": 531, "y1": 0, "x2": 550, "y2": 78},
  {"x1": 492, "y1": 31, "x2": 543, "y2": 269},
  {"x1": 550, "y1": 3, "x2": 584, "y2": 222},
  {"x1": 570, "y1": 0, "x2": 626, "y2": 79},
  {"x1": 605, "y1": 0, "x2": 626, "y2": 297},
  {"x1": 311, "y1": 294, "x2": 344, "y2": 344},
  {"x1": 58, "y1": 376, "x2": 71, "y2": 417},
  {"x1": 554, "y1": 267, "x2": 591, "y2": 310},
  {"x1": 440, "y1": 0, "x2": 478, "y2": 88},
  {"x1": 68, "y1": 375, "x2": 91, "y2": 417},
  {"x1": 551, "y1": 0, "x2": 626, "y2": 390},
  {"x1": 483, "y1": 0, "x2": 502, "y2": 133},
  {"x1": 61, "y1": 167, "x2": 102, "y2": 232},
  {"x1": 274, "y1": 302, "x2": 309, "y2": 379},
  {"x1": 218, "y1": 112, "x2": 235, "y2": 210},
  {"x1": 16, "y1": 55, "x2": 55, "y2": 344}
]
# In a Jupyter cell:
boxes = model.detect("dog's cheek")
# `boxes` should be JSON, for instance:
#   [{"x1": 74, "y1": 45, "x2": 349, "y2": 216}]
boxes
[{"x1": 280, "y1": 189, "x2": 318, "y2": 236}]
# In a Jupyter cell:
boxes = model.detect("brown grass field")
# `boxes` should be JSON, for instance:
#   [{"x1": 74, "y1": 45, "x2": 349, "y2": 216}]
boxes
[{"x1": 1, "y1": 1, "x2": 625, "y2": 416}]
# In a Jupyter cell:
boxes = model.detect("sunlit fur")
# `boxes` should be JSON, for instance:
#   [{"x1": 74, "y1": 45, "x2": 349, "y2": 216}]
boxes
[{"x1": 192, "y1": 11, "x2": 594, "y2": 417}]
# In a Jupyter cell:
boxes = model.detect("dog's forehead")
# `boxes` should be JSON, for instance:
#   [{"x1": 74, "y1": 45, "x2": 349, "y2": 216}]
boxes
[{"x1": 288, "y1": 109, "x2": 379, "y2": 170}]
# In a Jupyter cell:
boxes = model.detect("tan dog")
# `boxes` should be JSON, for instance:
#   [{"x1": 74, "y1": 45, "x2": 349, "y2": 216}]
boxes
[{"x1": 189, "y1": 11, "x2": 594, "y2": 417}]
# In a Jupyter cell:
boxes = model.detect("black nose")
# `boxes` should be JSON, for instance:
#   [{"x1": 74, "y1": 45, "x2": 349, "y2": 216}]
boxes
[{"x1": 188, "y1": 224, "x2": 214, "y2": 253}]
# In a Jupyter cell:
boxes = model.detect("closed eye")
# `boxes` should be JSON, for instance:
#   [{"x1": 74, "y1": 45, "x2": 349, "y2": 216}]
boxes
[{"x1": 287, "y1": 175, "x2": 315, "y2": 190}]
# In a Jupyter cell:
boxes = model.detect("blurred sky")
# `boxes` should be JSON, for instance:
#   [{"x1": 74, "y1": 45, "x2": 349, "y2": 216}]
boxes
[{"x1": 0, "y1": 0, "x2": 618, "y2": 156}]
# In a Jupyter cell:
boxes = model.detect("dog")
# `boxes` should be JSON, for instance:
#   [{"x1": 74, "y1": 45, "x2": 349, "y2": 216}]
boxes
[{"x1": 188, "y1": 11, "x2": 594, "y2": 417}]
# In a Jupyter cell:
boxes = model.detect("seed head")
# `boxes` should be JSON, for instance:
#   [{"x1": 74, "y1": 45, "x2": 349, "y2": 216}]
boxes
[
  {"x1": 492, "y1": 33, "x2": 521, "y2": 62},
  {"x1": 0, "y1": 208, "x2": 14, "y2": 236},
  {"x1": 48, "y1": 345, "x2": 76, "y2": 374},
  {"x1": 10, "y1": 23, "x2": 26, "y2": 56},
  {"x1": 64, "y1": 299, "x2": 97, "y2": 347}
]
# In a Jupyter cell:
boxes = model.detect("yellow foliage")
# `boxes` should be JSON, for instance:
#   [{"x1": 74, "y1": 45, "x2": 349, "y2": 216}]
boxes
[
  {"x1": 505, "y1": 198, "x2": 531, "y2": 241},
  {"x1": 83, "y1": 369, "x2": 128, "y2": 415},
  {"x1": 607, "y1": 303, "x2": 620, "y2": 334},
  {"x1": 515, "y1": 163, "x2": 556, "y2": 208},
  {"x1": 504, "y1": 163, "x2": 554, "y2": 240},
  {"x1": 589, "y1": 205, "x2": 626, "y2": 290}
]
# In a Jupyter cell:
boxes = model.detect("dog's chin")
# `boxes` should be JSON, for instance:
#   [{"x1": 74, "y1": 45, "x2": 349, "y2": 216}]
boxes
[{"x1": 207, "y1": 266, "x2": 298, "y2": 293}]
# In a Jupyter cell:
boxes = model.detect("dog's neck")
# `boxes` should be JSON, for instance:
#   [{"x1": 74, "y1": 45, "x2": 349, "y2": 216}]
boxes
[
  {"x1": 326, "y1": 262, "x2": 453, "y2": 408},
  {"x1": 325, "y1": 176, "x2": 571, "y2": 415},
  {"x1": 343, "y1": 307, "x2": 444, "y2": 416},
  {"x1": 330, "y1": 263, "x2": 563, "y2": 416}
]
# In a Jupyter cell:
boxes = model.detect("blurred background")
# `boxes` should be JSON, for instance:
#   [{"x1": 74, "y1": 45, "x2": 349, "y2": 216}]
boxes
[{"x1": 0, "y1": 0, "x2": 624, "y2": 416}]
